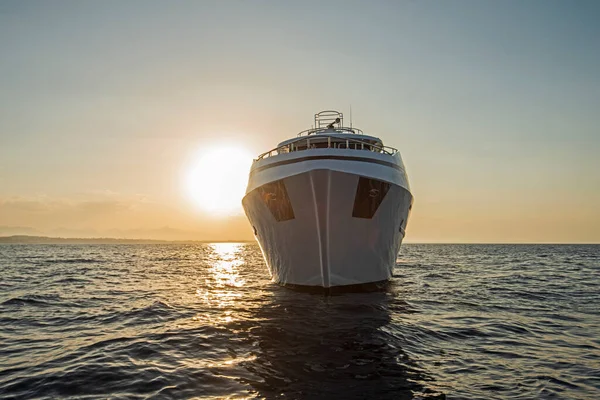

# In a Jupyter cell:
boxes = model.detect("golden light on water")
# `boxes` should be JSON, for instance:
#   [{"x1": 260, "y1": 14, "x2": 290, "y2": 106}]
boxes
[
  {"x1": 197, "y1": 243, "x2": 246, "y2": 316},
  {"x1": 185, "y1": 146, "x2": 254, "y2": 215},
  {"x1": 207, "y1": 243, "x2": 246, "y2": 289},
  {"x1": 190, "y1": 243, "x2": 258, "y2": 368}
]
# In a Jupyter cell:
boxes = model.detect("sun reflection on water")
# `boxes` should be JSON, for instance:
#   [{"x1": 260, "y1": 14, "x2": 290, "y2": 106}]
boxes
[{"x1": 196, "y1": 243, "x2": 246, "y2": 318}]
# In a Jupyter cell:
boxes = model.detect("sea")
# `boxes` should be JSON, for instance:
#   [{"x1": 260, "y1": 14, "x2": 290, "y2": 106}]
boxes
[{"x1": 0, "y1": 243, "x2": 598, "y2": 399}]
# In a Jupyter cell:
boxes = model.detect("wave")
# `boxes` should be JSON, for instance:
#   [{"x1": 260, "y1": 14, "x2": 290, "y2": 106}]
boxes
[
  {"x1": 44, "y1": 258, "x2": 103, "y2": 264},
  {"x1": 2, "y1": 294, "x2": 62, "y2": 307},
  {"x1": 53, "y1": 277, "x2": 90, "y2": 284}
]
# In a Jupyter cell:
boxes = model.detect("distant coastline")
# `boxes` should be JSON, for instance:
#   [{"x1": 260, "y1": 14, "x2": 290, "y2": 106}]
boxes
[
  {"x1": 0, "y1": 235, "x2": 254, "y2": 244},
  {"x1": 0, "y1": 236, "x2": 596, "y2": 245}
]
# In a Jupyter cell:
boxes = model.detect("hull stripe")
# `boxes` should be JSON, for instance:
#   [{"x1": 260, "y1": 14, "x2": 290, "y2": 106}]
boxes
[{"x1": 251, "y1": 155, "x2": 402, "y2": 174}]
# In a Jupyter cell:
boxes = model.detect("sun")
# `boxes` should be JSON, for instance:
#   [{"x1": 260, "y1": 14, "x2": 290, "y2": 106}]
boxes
[{"x1": 185, "y1": 146, "x2": 254, "y2": 215}]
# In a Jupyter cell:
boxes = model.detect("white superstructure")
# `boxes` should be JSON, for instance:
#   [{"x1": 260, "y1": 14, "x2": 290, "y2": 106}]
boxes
[{"x1": 242, "y1": 111, "x2": 413, "y2": 289}]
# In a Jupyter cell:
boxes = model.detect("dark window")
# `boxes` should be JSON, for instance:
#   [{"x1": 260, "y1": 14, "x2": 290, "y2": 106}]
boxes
[
  {"x1": 352, "y1": 177, "x2": 390, "y2": 218},
  {"x1": 257, "y1": 180, "x2": 295, "y2": 221}
]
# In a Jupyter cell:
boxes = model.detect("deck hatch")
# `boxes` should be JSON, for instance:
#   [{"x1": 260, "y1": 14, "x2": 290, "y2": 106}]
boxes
[
  {"x1": 257, "y1": 180, "x2": 295, "y2": 221},
  {"x1": 352, "y1": 177, "x2": 390, "y2": 218}
]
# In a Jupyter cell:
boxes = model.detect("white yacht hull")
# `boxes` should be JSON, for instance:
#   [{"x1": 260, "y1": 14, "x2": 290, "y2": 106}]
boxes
[{"x1": 242, "y1": 149, "x2": 412, "y2": 288}]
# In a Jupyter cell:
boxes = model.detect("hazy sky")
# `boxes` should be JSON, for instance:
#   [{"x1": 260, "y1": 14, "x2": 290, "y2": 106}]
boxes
[{"x1": 1, "y1": 0, "x2": 599, "y2": 242}]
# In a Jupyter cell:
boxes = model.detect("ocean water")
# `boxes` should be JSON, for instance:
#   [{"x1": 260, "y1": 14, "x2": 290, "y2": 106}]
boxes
[{"x1": 0, "y1": 244, "x2": 598, "y2": 399}]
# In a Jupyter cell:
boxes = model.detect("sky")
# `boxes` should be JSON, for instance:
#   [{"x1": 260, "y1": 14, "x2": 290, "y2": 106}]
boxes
[{"x1": 0, "y1": 0, "x2": 599, "y2": 243}]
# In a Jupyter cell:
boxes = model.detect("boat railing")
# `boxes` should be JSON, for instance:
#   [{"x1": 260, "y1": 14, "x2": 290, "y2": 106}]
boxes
[
  {"x1": 256, "y1": 135, "x2": 398, "y2": 161},
  {"x1": 296, "y1": 126, "x2": 364, "y2": 137}
]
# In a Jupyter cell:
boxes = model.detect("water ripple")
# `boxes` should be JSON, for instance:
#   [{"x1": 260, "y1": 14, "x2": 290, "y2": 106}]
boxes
[{"x1": 0, "y1": 243, "x2": 598, "y2": 399}]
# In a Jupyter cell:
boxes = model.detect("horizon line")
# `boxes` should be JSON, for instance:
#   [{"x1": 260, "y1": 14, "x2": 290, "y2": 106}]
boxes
[{"x1": 0, "y1": 235, "x2": 598, "y2": 245}]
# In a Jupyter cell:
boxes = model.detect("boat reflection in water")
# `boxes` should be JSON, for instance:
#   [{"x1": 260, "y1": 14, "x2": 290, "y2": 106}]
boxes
[{"x1": 238, "y1": 286, "x2": 444, "y2": 399}]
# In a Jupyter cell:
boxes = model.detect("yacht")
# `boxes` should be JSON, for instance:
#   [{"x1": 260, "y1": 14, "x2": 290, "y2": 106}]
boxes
[{"x1": 242, "y1": 111, "x2": 413, "y2": 289}]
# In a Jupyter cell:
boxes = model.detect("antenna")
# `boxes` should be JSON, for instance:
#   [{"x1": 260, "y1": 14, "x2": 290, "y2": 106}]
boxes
[{"x1": 350, "y1": 105, "x2": 353, "y2": 128}]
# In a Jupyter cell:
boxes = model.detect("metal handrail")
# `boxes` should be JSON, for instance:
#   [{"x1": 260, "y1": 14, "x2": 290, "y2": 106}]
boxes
[
  {"x1": 256, "y1": 135, "x2": 398, "y2": 161},
  {"x1": 315, "y1": 110, "x2": 343, "y2": 129},
  {"x1": 297, "y1": 126, "x2": 364, "y2": 137}
]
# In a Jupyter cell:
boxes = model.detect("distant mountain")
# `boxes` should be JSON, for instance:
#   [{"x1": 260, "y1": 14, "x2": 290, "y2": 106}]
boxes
[
  {"x1": 0, "y1": 235, "x2": 166, "y2": 244},
  {"x1": 0, "y1": 226, "x2": 43, "y2": 236},
  {"x1": 0, "y1": 224, "x2": 254, "y2": 242},
  {"x1": 104, "y1": 227, "x2": 211, "y2": 241},
  {"x1": 0, "y1": 235, "x2": 254, "y2": 244}
]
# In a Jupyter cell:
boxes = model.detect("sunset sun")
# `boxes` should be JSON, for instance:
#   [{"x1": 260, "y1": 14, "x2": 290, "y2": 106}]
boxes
[{"x1": 186, "y1": 146, "x2": 254, "y2": 215}]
